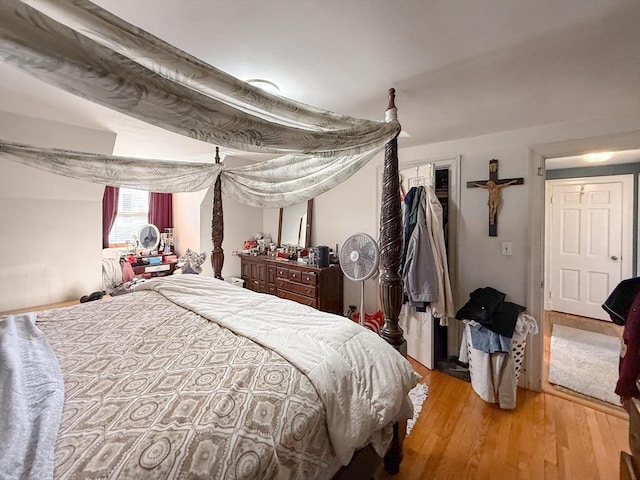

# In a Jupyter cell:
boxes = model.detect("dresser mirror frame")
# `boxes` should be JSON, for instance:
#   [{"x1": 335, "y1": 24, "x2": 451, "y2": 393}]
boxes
[{"x1": 277, "y1": 199, "x2": 313, "y2": 248}]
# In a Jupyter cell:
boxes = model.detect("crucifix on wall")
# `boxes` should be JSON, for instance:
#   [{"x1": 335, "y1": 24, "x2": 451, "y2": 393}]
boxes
[{"x1": 467, "y1": 159, "x2": 524, "y2": 236}]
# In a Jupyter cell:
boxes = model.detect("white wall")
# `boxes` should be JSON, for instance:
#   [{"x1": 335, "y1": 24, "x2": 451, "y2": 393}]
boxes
[
  {"x1": 399, "y1": 115, "x2": 639, "y2": 314},
  {"x1": 263, "y1": 114, "x2": 640, "y2": 345},
  {"x1": 0, "y1": 112, "x2": 116, "y2": 311},
  {"x1": 173, "y1": 188, "x2": 208, "y2": 267},
  {"x1": 173, "y1": 156, "x2": 262, "y2": 280}
]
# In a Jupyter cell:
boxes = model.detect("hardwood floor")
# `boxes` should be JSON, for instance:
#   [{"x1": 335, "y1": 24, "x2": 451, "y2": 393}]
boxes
[{"x1": 376, "y1": 358, "x2": 629, "y2": 480}]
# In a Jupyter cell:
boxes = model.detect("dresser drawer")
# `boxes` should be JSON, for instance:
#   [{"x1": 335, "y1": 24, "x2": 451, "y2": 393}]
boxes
[
  {"x1": 288, "y1": 269, "x2": 302, "y2": 282},
  {"x1": 301, "y1": 271, "x2": 317, "y2": 285},
  {"x1": 277, "y1": 290, "x2": 317, "y2": 308},
  {"x1": 276, "y1": 279, "x2": 317, "y2": 298},
  {"x1": 276, "y1": 266, "x2": 288, "y2": 278}
]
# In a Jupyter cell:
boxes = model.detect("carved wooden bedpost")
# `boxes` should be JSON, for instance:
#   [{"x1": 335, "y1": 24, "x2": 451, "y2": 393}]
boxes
[
  {"x1": 211, "y1": 147, "x2": 224, "y2": 280},
  {"x1": 379, "y1": 88, "x2": 404, "y2": 351},
  {"x1": 379, "y1": 88, "x2": 406, "y2": 475}
]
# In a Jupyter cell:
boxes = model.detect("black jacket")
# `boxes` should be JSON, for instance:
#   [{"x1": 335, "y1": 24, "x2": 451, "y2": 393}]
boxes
[{"x1": 456, "y1": 287, "x2": 525, "y2": 338}]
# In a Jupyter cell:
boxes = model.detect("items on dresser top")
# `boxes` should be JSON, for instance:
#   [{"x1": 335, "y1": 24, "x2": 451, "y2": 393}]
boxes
[
  {"x1": 239, "y1": 254, "x2": 343, "y2": 315},
  {"x1": 129, "y1": 252, "x2": 177, "y2": 278}
]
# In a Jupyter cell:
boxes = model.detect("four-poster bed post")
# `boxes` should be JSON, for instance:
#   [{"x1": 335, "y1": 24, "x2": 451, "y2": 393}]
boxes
[
  {"x1": 211, "y1": 146, "x2": 224, "y2": 280},
  {"x1": 378, "y1": 88, "x2": 407, "y2": 475},
  {"x1": 378, "y1": 88, "x2": 405, "y2": 352}
]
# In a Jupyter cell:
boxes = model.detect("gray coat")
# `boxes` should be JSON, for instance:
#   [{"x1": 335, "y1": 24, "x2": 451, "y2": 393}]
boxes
[{"x1": 403, "y1": 189, "x2": 439, "y2": 304}]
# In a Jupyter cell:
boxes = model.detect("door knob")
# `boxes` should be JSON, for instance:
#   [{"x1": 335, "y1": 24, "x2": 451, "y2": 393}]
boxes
[{"x1": 611, "y1": 256, "x2": 618, "y2": 261}]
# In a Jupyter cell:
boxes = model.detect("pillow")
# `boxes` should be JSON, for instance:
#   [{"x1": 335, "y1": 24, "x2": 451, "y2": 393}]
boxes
[
  {"x1": 102, "y1": 248, "x2": 123, "y2": 292},
  {"x1": 121, "y1": 261, "x2": 135, "y2": 283}
]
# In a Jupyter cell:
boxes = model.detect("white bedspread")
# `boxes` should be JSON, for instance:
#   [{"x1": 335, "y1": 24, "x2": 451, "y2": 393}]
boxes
[
  {"x1": 0, "y1": 313, "x2": 65, "y2": 480},
  {"x1": 137, "y1": 275, "x2": 419, "y2": 464}
]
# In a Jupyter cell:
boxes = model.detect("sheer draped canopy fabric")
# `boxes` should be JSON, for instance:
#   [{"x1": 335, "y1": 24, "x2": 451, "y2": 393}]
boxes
[{"x1": 0, "y1": 0, "x2": 400, "y2": 207}]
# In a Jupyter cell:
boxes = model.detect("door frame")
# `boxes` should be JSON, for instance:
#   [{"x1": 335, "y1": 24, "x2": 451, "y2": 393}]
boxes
[
  {"x1": 544, "y1": 175, "x2": 633, "y2": 319},
  {"x1": 526, "y1": 130, "x2": 640, "y2": 391}
]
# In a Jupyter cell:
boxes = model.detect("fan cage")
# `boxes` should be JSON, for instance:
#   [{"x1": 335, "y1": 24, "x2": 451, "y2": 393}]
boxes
[{"x1": 339, "y1": 233, "x2": 380, "y2": 282}]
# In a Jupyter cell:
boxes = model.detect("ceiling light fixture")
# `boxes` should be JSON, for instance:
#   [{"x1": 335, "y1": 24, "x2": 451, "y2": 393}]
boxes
[
  {"x1": 246, "y1": 78, "x2": 281, "y2": 95},
  {"x1": 584, "y1": 152, "x2": 614, "y2": 162}
]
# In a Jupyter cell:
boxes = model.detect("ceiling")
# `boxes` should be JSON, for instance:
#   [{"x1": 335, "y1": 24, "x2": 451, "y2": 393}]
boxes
[
  {"x1": 0, "y1": 0, "x2": 639, "y2": 162},
  {"x1": 546, "y1": 149, "x2": 640, "y2": 170}
]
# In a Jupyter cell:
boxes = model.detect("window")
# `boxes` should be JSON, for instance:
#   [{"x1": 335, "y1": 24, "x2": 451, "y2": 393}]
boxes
[{"x1": 109, "y1": 188, "x2": 149, "y2": 246}]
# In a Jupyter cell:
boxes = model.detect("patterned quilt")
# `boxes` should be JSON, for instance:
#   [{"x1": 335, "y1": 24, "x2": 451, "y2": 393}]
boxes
[{"x1": 35, "y1": 291, "x2": 341, "y2": 479}]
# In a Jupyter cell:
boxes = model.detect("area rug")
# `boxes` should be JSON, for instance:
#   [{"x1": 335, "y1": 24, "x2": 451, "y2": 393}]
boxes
[
  {"x1": 548, "y1": 324, "x2": 620, "y2": 406},
  {"x1": 407, "y1": 382, "x2": 428, "y2": 435}
]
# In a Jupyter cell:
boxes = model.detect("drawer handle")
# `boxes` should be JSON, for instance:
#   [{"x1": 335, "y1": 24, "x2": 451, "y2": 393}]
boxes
[
  {"x1": 254, "y1": 280, "x2": 259, "y2": 285},
  {"x1": 305, "y1": 288, "x2": 313, "y2": 294}
]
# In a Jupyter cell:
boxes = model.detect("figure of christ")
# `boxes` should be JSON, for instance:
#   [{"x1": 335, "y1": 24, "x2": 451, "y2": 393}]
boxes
[{"x1": 472, "y1": 179, "x2": 518, "y2": 225}]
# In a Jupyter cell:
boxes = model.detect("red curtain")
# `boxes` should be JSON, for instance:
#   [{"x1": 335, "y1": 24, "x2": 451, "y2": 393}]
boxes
[
  {"x1": 102, "y1": 186, "x2": 119, "y2": 248},
  {"x1": 149, "y1": 192, "x2": 173, "y2": 234}
]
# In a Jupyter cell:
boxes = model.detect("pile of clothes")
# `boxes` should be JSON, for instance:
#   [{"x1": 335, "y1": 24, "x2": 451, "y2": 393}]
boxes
[
  {"x1": 455, "y1": 286, "x2": 526, "y2": 353},
  {"x1": 455, "y1": 286, "x2": 538, "y2": 409}
]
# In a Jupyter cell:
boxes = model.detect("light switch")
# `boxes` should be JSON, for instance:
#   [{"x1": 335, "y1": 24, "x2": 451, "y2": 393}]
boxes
[{"x1": 501, "y1": 242, "x2": 512, "y2": 256}]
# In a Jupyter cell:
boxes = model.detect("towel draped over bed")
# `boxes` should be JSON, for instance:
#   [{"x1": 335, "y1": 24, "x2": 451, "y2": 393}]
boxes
[{"x1": 0, "y1": 314, "x2": 64, "y2": 480}]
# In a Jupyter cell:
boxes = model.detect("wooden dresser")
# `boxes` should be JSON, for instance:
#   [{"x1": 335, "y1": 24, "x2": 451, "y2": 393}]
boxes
[{"x1": 239, "y1": 254, "x2": 343, "y2": 315}]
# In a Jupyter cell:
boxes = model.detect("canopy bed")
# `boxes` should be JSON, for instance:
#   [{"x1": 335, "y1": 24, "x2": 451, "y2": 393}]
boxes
[{"x1": 0, "y1": 0, "x2": 414, "y2": 478}]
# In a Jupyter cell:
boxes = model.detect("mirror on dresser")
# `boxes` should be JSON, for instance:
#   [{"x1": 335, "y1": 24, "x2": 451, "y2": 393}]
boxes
[{"x1": 277, "y1": 199, "x2": 313, "y2": 248}]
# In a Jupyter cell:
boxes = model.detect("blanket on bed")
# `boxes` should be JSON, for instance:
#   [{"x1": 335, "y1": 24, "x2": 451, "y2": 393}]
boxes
[
  {"x1": 0, "y1": 313, "x2": 64, "y2": 480},
  {"x1": 38, "y1": 291, "x2": 342, "y2": 479},
  {"x1": 137, "y1": 275, "x2": 419, "y2": 464}
]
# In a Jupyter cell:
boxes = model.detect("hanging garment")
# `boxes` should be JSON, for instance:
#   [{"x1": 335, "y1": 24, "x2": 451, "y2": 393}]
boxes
[
  {"x1": 423, "y1": 186, "x2": 455, "y2": 323},
  {"x1": 614, "y1": 290, "x2": 640, "y2": 400},
  {"x1": 401, "y1": 186, "x2": 422, "y2": 274},
  {"x1": 402, "y1": 185, "x2": 455, "y2": 325},
  {"x1": 403, "y1": 187, "x2": 439, "y2": 306},
  {"x1": 603, "y1": 276, "x2": 640, "y2": 325}
]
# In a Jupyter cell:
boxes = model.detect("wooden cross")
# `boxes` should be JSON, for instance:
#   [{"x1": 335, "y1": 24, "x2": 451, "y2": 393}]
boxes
[{"x1": 467, "y1": 159, "x2": 524, "y2": 236}]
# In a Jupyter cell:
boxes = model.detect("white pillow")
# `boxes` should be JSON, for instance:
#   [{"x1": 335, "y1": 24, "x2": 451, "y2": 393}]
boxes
[{"x1": 102, "y1": 249, "x2": 123, "y2": 292}]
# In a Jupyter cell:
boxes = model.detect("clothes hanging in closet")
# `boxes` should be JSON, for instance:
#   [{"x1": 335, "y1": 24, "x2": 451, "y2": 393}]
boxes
[{"x1": 402, "y1": 185, "x2": 455, "y2": 325}]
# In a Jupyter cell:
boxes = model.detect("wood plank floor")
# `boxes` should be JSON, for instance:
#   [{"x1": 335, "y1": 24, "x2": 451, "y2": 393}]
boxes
[{"x1": 376, "y1": 358, "x2": 629, "y2": 480}]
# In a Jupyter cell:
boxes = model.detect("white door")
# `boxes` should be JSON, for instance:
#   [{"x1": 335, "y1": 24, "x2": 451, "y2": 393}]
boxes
[{"x1": 546, "y1": 175, "x2": 633, "y2": 320}]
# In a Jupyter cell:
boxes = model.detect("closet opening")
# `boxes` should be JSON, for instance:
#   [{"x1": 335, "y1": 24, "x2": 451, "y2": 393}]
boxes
[{"x1": 378, "y1": 155, "x2": 460, "y2": 371}]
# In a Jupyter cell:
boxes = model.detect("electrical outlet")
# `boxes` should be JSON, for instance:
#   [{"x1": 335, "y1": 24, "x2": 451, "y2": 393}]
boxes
[{"x1": 501, "y1": 242, "x2": 512, "y2": 255}]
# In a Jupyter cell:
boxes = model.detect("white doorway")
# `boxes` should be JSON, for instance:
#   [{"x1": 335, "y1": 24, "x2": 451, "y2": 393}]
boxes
[
  {"x1": 545, "y1": 175, "x2": 633, "y2": 320},
  {"x1": 526, "y1": 130, "x2": 640, "y2": 392}
]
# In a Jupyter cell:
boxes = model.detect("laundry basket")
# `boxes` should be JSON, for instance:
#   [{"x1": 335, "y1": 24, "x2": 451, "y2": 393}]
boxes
[{"x1": 461, "y1": 314, "x2": 537, "y2": 409}]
